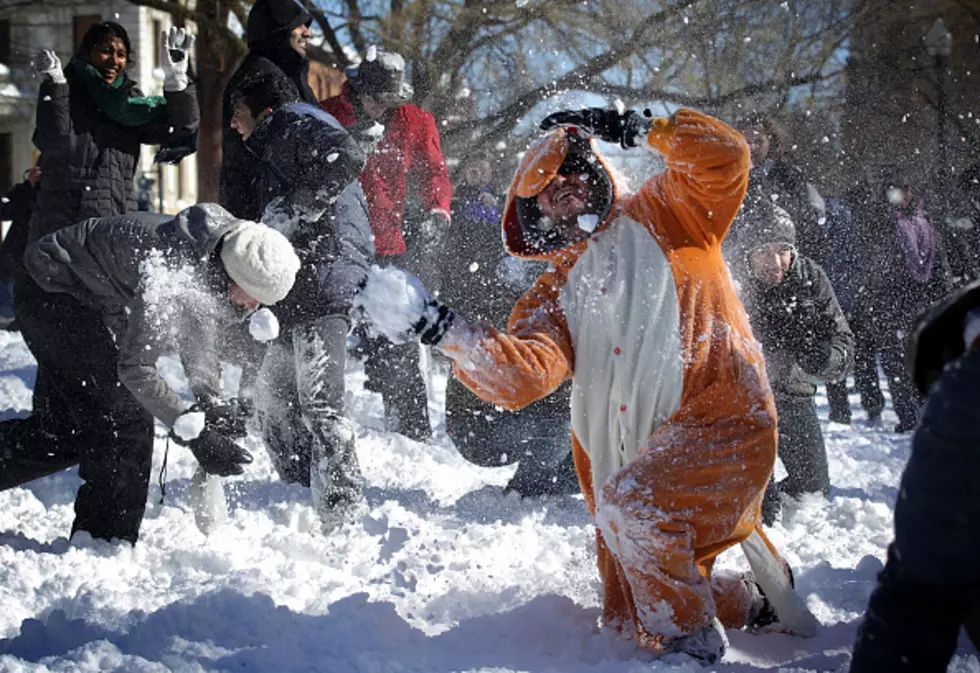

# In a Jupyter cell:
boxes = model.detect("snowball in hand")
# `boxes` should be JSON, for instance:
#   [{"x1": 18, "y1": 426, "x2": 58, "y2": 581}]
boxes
[
  {"x1": 173, "y1": 411, "x2": 206, "y2": 441},
  {"x1": 354, "y1": 265, "x2": 433, "y2": 344},
  {"x1": 249, "y1": 307, "x2": 280, "y2": 342}
]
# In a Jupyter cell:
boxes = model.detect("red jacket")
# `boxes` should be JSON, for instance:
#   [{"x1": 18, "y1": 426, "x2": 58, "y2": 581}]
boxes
[{"x1": 320, "y1": 84, "x2": 452, "y2": 255}]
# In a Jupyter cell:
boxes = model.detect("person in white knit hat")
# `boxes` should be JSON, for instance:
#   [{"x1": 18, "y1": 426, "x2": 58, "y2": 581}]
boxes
[{"x1": 0, "y1": 203, "x2": 299, "y2": 544}]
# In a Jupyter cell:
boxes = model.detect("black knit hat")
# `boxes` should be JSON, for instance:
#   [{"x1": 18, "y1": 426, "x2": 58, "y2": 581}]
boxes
[
  {"x1": 738, "y1": 201, "x2": 797, "y2": 252},
  {"x1": 247, "y1": 0, "x2": 312, "y2": 48},
  {"x1": 345, "y1": 47, "x2": 413, "y2": 103}
]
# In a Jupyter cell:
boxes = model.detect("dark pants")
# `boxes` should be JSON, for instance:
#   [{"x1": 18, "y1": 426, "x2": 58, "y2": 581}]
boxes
[
  {"x1": 826, "y1": 379, "x2": 851, "y2": 423},
  {"x1": 850, "y1": 347, "x2": 980, "y2": 673},
  {"x1": 851, "y1": 312, "x2": 886, "y2": 419},
  {"x1": 256, "y1": 316, "x2": 362, "y2": 531},
  {"x1": 1, "y1": 273, "x2": 155, "y2": 543},
  {"x1": 762, "y1": 395, "x2": 830, "y2": 524},
  {"x1": 352, "y1": 253, "x2": 432, "y2": 441},
  {"x1": 445, "y1": 378, "x2": 578, "y2": 496}
]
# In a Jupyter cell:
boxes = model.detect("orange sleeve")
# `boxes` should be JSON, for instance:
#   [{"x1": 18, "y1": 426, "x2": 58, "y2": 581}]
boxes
[
  {"x1": 627, "y1": 108, "x2": 750, "y2": 249},
  {"x1": 441, "y1": 269, "x2": 573, "y2": 411}
]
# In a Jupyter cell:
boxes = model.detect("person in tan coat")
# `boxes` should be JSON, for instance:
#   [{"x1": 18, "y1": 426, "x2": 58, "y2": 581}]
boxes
[{"x1": 356, "y1": 106, "x2": 802, "y2": 663}]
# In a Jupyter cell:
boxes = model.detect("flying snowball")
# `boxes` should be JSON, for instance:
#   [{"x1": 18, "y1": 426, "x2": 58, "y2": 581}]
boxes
[
  {"x1": 249, "y1": 307, "x2": 280, "y2": 342},
  {"x1": 578, "y1": 214, "x2": 599, "y2": 233}
]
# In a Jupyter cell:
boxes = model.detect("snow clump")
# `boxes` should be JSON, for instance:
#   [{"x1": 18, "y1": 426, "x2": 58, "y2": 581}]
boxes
[{"x1": 249, "y1": 307, "x2": 280, "y2": 342}]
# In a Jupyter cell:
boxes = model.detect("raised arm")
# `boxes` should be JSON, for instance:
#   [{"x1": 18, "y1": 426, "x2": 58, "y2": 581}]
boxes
[
  {"x1": 32, "y1": 78, "x2": 73, "y2": 154},
  {"x1": 627, "y1": 108, "x2": 751, "y2": 248}
]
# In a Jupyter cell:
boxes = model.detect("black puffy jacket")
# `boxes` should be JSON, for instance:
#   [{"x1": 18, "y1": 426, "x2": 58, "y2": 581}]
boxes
[
  {"x1": 24, "y1": 204, "x2": 244, "y2": 427},
  {"x1": 30, "y1": 65, "x2": 199, "y2": 242},
  {"x1": 245, "y1": 102, "x2": 373, "y2": 325},
  {"x1": 220, "y1": 0, "x2": 317, "y2": 221},
  {"x1": 742, "y1": 254, "x2": 854, "y2": 398}
]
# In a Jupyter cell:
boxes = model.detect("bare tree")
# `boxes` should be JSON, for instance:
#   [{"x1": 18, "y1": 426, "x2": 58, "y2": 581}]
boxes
[{"x1": 115, "y1": 0, "x2": 860, "y2": 196}]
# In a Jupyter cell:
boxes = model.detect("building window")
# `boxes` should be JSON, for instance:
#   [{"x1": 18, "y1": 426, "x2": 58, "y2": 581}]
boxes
[
  {"x1": 73, "y1": 15, "x2": 102, "y2": 53},
  {"x1": 152, "y1": 19, "x2": 162, "y2": 68},
  {"x1": 0, "y1": 133, "x2": 12, "y2": 195},
  {"x1": 0, "y1": 20, "x2": 11, "y2": 64}
]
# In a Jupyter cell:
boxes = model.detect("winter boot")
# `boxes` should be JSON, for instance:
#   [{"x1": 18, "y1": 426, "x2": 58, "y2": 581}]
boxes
[
  {"x1": 745, "y1": 562, "x2": 796, "y2": 630},
  {"x1": 660, "y1": 618, "x2": 728, "y2": 665}
]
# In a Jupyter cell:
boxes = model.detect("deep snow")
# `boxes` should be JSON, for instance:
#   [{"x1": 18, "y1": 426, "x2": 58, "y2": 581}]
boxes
[{"x1": 0, "y1": 328, "x2": 978, "y2": 673}]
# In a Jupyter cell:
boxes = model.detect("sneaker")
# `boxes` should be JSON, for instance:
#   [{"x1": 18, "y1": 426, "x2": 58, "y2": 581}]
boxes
[
  {"x1": 828, "y1": 410, "x2": 851, "y2": 425},
  {"x1": 894, "y1": 420, "x2": 917, "y2": 434},
  {"x1": 661, "y1": 618, "x2": 728, "y2": 665}
]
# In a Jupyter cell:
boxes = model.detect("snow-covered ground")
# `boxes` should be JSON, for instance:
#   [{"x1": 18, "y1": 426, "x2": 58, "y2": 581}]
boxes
[{"x1": 0, "y1": 328, "x2": 977, "y2": 673}]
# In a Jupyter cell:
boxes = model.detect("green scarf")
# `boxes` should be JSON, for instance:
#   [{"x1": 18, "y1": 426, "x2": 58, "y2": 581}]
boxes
[{"x1": 69, "y1": 58, "x2": 197, "y2": 163}]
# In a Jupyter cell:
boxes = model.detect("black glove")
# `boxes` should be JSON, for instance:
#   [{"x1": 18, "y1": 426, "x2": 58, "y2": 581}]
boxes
[
  {"x1": 190, "y1": 397, "x2": 253, "y2": 440},
  {"x1": 416, "y1": 300, "x2": 456, "y2": 346},
  {"x1": 540, "y1": 108, "x2": 652, "y2": 148},
  {"x1": 183, "y1": 428, "x2": 253, "y2": 477}
]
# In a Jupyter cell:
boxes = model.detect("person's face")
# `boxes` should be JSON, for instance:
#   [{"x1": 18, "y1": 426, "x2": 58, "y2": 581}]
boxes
[
  {"x1": 360, "y1": 94, "x2": 392, "y2": 120},
  {"x1": 748, "y1": 242, "x2": 794, "y2": 286},
  {"x1": 88, "y1": 37, "x2": 128, "y2": 84},
  {"x1": 742, "y1": 127, "x2": 770, "y2": 167},
  {"x1": 228, "y1": 283, "x2": 260, "y2": 312},
  {"x1": 230, "y1": 98, "x2": 259, "y2": 140},
  {"x1": 25, "y1": 167, "x2": 41, "y2": 186},
  {"x1": 289, "y1": 24, "x2": 311, "y2": 56},
  {"x1": 464, "y1": 159, "x2": 492, "y2": 187},
  {"x1": 536, "y1": 170, "x2": 595, "y2": 243}
]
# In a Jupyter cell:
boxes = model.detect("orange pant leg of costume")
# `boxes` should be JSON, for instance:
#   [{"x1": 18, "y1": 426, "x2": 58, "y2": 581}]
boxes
[{"x1": 573, "y1": 417, "x2": 775, "y2": 640}]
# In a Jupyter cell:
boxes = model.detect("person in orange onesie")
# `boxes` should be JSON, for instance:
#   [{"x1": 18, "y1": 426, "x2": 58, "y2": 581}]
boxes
[{"x1": 356, "y1": 106, "x2": 793, "y2": 663}]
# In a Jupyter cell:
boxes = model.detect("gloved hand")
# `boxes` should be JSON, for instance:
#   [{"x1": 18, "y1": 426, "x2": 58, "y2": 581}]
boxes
[
  {"x1": 161, "y1": 26, "x2": 195, "y2": 92},
  {"x1": 184, "y1": 428, "x2": 253, "y2": 477},
  {"x1": 353, "y1": 265, "x2": 456, "y2": 346},
  {"x1": 32, "y1": 49, "x2": 66, "y2": 85},
  {"x1": 540, "y1": 107, "x2": 652, "y2": 148},
  {"x1": 191, "y1": 397, "x2": 253, "y2": 440}
]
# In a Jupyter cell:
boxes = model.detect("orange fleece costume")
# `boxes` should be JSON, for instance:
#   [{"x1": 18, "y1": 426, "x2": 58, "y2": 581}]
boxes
[{"x1": 441, "y1": 108, "x2": 781, "y2": 644}]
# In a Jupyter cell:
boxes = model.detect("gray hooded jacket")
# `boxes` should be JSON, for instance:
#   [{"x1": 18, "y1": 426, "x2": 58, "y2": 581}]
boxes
[{"x1": 24, "y1": 204, "x2": 244, "y2": 427}]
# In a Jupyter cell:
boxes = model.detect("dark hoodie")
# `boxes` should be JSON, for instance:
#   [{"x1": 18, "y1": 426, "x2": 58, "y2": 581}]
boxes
[
  {"x1": 245, "y1": 102, "x2": 374, "y2": 325},
  {"x1": 24, "y1": 204, "x2": 246, "y2": 426},
  {"x1": 220, "y1": 0, "x2": 316, "y2": 221}
]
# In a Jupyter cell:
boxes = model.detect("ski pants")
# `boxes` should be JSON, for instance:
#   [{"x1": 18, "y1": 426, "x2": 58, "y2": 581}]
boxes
[
  {"x1": 775, "y1": 395, "x2": 831, "y2": 497},
  {"x1": 1, "y1": 273, "x2": 155, "y2": 543},
  {"x1": 581, "y1": 415, "x2": 779, "y2": 640},
  {"x1": 445, "y1": 377, "x2": 577, "y2": 496},
  {"x1": 351, "y1": 254, "x2": 431, "y2": 441},
  {"x1": 256, "y1": 315, "x2": 362, "y2": 530},
  {"x1": 850, "y1": 346, "x2": 980, "y2": 673},
  {"x1": 761, "y1": 395, "x2": 830, "y2": 524},
  {"x1": 851, "y1": 306, "x2": 923, "y2": 428}
]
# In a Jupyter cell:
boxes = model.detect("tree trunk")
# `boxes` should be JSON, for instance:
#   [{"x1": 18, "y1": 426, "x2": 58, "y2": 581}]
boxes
[{"x1": 194, "y1": 0, "x2": 242, "y2": 202}]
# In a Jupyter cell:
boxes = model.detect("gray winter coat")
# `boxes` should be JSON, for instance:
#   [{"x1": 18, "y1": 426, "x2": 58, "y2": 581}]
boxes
[
  {"x1": 31, "y1": 66, "x2": 199, "y2": 242},
  {"x1": 743, "y1": 254, "x2": 854, "y2": 398},
  {"x1": 24, "y1": 204, "x2": 242, "y2": 427}
]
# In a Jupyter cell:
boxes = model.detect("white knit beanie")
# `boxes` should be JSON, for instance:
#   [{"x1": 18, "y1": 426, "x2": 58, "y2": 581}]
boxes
[{"x1": 219, "y1": 221, "x2": 301, "y2": 305}]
